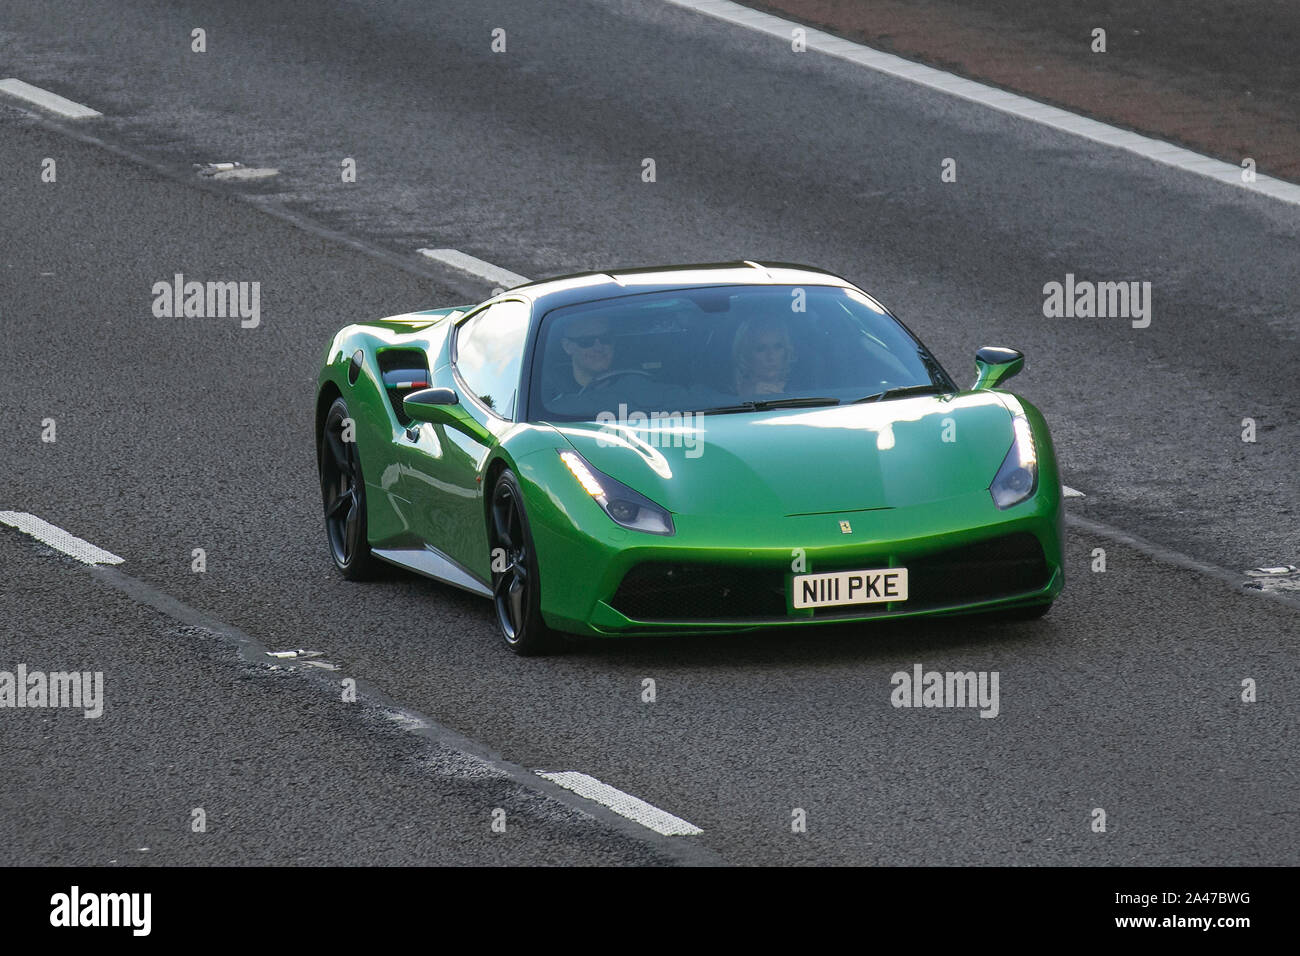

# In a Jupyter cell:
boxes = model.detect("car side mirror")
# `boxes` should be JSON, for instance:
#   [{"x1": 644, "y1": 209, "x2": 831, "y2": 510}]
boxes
[
  {"x1": 403, "y1": 387, "x2": 493, "y2": 443},
  {"x1": 972, "y1": 347, "x2": 1024, "y2": 390}
]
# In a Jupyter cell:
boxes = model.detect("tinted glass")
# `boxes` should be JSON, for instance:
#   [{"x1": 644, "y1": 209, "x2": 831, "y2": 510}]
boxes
[{"x1": 529, "y1": 285, "x2": 949, "y2": 422}]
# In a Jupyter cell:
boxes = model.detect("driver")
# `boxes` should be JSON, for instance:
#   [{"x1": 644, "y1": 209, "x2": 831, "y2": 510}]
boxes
[{"x1": 551, "y1": 314, "x2": 615, "y2": 396}]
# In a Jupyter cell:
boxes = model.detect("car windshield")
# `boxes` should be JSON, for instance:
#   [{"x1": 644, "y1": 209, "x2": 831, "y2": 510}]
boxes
[{"x1": 528, "y1": 285, "x2": 951, "y2": 422}]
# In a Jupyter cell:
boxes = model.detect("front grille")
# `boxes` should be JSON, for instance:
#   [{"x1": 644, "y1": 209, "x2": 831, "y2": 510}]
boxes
[
  {"x1": 905, "y1": 532, "x2": 1048, "y2": 605},
  {"x1": 609, "y1": 532, "x2": 1050, "y2": 623},
  {"x1": 611, "y1": 563, "x2": 788, "y2": 621}
]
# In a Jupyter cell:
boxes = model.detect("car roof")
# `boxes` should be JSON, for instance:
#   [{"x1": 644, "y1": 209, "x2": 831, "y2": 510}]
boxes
[{"x1": 502, "y1": 261, "x2": 859, "y2": 313}]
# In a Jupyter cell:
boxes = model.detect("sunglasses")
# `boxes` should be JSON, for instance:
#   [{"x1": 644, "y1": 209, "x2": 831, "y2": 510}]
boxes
[{"x1": 565, "y1": 333, "x2": 611, "y2": 348}]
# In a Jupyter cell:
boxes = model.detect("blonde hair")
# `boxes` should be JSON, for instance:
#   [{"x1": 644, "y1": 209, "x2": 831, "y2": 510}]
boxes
[{"x1": 732, "y1": 315, "x2": 794, "y2": 391}]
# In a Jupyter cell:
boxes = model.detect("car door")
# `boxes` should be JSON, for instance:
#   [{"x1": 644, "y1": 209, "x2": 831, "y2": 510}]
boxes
[{"x1": 400, "y1": 298, "x2": 532, "y2": 580}]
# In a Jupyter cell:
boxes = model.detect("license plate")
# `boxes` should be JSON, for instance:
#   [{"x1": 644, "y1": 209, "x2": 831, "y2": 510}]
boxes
[{"x1": 791, "y1": 568, "x2": 908, "y2": 609}]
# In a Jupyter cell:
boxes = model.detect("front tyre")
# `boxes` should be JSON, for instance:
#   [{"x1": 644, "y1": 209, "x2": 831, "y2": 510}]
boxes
[
  {"x1": 319, "y1": 396, "x2": 376, "y2": 579},
  {"x1": 489, "y1": 470, "x2": 556, "y2": 655}
]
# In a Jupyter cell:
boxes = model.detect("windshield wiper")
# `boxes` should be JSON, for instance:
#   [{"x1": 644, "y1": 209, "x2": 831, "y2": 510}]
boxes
[
  {"x1": 684, "y1": 403, "x2": 757, "y2": 415},
  {"x1": 694, "y1": 396, "x2": 841, "y2": 415},
  {"x1": 851, "y1": 384, "x2": 946, "y2": 404},
  {"x1": 753, "y1": 396, "x2": 840, "y2": 409}
]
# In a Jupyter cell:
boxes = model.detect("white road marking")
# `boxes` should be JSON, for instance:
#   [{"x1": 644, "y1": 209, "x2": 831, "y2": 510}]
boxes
[
  {"x1": 1063, "y1": 485, "x2": 1086, "y2": 498},
  {"x1": 0, "y1": 511, "x2": 124, "y2": 565},
  {"x1": 383, "y1": 710, "x2": 432, "y2": 733},
  {"x1": 213, "y1": 167, "x2": 279, "y2": 181},
  {"x1": 1243, "y1": 565, "x2": 1300, "y2": 593},
  {"x1": 536, "y1": 771, "x2": 704, "y2": 836},
  {"x1": 267, "y1": 648, "x2": 338, "y2": 669},
  {"x1": 195, "y1": 162, "x2": 279, "y2": 180},
  {"x1": 663, "y1": 0, "x2": 1300, "y2": 207},
  {"x1": 1246, "y1": 565, "x2": 1298, "y2": 576},
  {"x1": 417, "y1": 248, "x2": 530, "y2": 290},
  {"x1": 0, "y1": 78, "x2": 102, "y2": 119}
]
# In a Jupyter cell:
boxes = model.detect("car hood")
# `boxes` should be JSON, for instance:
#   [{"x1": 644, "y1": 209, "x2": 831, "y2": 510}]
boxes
[{"x1": 551, "y1": 392, "x2": 1016, "y2": 516}]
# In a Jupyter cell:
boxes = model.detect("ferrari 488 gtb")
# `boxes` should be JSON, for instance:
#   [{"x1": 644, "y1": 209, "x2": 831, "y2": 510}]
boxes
[{"x1": 316, "y1": 262, "x2": 1063, "y2": 653}]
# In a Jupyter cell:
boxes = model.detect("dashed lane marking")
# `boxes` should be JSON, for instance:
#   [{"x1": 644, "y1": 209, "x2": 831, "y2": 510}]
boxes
[
  {"x1": 536, "y1": 771, "x2": 705, "y2": 836},
  {"x1": 416, "y1": 248, "x2": 530, "y2": 290},
  {"x1": 0, "y1": 79, "x2": 102, "y2": 119},
  {"x1": 0, "y1": 511, "x2": 123, "y2": 565}
]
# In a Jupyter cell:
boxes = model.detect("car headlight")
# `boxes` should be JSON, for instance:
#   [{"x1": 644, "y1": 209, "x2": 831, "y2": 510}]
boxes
[
  {"x1": 558, "y1": 450, "x2": 675, "y2": 535},
  {"x1": 989, "y1": 414, "x2": 1038, "y2": 509}
]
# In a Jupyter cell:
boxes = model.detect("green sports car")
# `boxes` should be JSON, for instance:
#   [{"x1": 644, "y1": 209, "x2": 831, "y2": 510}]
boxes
[{"x1": 316, "y1": 262, "x2": 1064, "y2": 654}]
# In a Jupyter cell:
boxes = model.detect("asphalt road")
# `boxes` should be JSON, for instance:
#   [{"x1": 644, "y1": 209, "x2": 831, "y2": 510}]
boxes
[
  {"x1": 1, "y1": 0, "x2": 1297, "y2": 866},
  {"x1": 750, "y1": 0, "x2": 1300, "y2": 180},
  {"x1": 0, "y1": 525, "x2": 680, "y2": 866}
]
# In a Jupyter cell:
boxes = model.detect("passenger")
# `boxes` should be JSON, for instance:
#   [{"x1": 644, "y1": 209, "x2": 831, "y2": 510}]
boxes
[{"x1": 732, "y1": 315, "x2": 795, "y2": 396}]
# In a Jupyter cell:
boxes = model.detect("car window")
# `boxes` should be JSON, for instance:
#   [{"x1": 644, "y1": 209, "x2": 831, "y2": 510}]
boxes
[
  {"x1": 454, "y1": 300, "x2": 531, "y2": 419},
  {"x1": 529, "y1": 285, "x2": 951, "y2": 422}
]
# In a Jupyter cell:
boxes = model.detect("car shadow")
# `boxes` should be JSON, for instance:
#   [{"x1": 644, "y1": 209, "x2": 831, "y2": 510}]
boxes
[{"x1": 555, "y1": 610, "x2": 1059, "y2": 667}]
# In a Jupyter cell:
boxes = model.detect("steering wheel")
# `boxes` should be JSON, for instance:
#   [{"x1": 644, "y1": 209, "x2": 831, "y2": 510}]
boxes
[{"x1": 578, "y1": 368, "x2": 652, "y2": 395}]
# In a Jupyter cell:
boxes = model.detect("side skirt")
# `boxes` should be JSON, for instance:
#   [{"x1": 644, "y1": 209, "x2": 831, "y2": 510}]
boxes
[{"x1": 372, "y1": 546, "x2": 492, "y2": 599}]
